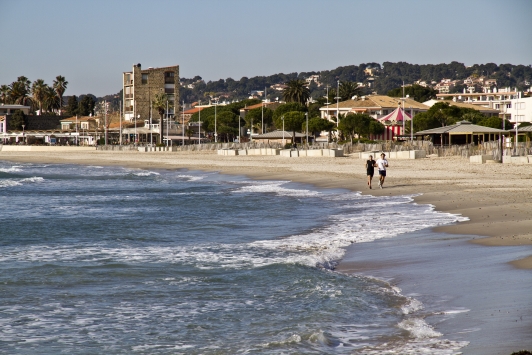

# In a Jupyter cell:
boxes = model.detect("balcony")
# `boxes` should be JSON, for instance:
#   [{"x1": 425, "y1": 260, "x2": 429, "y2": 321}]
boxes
[
  {"x1": 165, "y1": 88, "x2": 175, "y2": 94},
  {"x1": 124, "y1": 94, "x2": 133, "y2": 99},
  {"x1": 165, "y1": 78, "x2": 175, "y2": 84},
  {"x1": 125, "y1": 106, "x2": 133, "y2": 112}
]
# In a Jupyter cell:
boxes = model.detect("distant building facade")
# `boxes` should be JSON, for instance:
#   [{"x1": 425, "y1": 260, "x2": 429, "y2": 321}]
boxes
[{"x1": 123, "y1": 64, "x2": 179, "y2": 122}]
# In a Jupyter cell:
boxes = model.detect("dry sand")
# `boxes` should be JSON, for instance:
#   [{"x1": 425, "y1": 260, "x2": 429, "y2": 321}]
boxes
[{"x1": 1, "y1": 149, "x2": 531, "y2": 268}]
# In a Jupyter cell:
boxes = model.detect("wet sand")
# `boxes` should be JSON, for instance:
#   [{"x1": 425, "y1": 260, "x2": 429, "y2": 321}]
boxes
[{"x1": 1, "y1": 149, "x2": 531, "y2": 353}]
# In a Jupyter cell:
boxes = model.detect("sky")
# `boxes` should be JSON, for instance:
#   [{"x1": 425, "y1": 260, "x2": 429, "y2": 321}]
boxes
[{"x1": 1, "y1": 0, "x2": 531, "y2": 97}]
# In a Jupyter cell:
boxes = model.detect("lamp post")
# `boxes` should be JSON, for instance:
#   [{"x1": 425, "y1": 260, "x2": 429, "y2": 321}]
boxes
[
  {"x1": 166, "y1": 100, "x2": 169, "y2": 147},
  {"x1": 402, "y1": 81, "x2": 406, "y2": 137},
  {"x1": 104, "y1": 100, "x2": 108, "y2": 146},
  {"x1": 119, "y1": 100, "x2": 122, "y2": 145},
  {"x1": 136, "y1": 114, "x2": 139, "y2": 145},
  {"x1": 198, "y1": 100, "x2": 201, "y2": 147},
  {"x1": 182, "y1": 100, "x2": 185, "y2": 146},
  {"x1": 515, "y1": 95, "x2": 520, "y2": 155},
  {"x1": 282, "y1": 116, "x2": 285, "y2": 146},
  {"x1": 410, "y1": 106, "x2": 413, "y2": 142},
  {"x1": 75, "y1": 115, "x2": 78, "y2": 145},
  {"x1": 149, "y1": 97, "x2": 153, "y2": 146},
  {"x1": 261, "y1": 99, "x2": 264, "y2": 135},
  {"x1": 336, "y1": 80, "x2": 340, "y2": 127},
  {"x1": 22, "y1": 124, "x2": 25, "y2": 144},
  {"x1": 305, "y1": 112, "x2": 308, "y2": 147},
  {"x1": 214, "y1": 97, "x2": 218, "y2": 142},
  {"x1": 238, "y1": 114, "x2": 241, "y2": 143}
]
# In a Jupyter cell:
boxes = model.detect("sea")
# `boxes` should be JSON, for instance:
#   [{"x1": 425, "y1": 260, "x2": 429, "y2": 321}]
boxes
[{"x1": 0, "y1": 161, "x2": 470, "y2": 354}]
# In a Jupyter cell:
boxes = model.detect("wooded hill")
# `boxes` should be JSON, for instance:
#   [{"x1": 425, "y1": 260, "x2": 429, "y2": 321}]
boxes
[{"x1": 180, "y1": 61, "x2": 532, "y2": 103}]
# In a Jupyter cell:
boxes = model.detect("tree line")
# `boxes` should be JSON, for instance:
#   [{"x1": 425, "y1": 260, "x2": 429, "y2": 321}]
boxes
[{"x1": 0, "y1": 75, "x2": 68, "y2": 115}]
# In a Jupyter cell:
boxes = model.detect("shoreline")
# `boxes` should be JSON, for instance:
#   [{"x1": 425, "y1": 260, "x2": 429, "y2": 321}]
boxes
[{"x1": 1, "y1": 150, "x2": 531, "y2": 269}]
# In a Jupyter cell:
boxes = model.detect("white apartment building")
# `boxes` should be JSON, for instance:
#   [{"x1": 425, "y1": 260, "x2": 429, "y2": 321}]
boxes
[{"x1": 497, "y1": 96, "x2": 532, "y2": 124}]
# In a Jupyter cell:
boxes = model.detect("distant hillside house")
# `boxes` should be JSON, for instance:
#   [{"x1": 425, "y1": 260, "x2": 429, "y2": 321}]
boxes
[
  {"x1": 123, "y1": 63, "x2": 179, "y2": 122},
  {"x1": 270, "y1": 84, "x2": 287, "y2": 91},
  {"x1": 305, "y1": 75, "x2": 321, "y2": 87}
]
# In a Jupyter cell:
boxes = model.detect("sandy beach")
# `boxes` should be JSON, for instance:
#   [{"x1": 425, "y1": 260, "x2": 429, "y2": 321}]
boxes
[{"x1": 2, "y1": 149, "x2": 531, "y2": 353}]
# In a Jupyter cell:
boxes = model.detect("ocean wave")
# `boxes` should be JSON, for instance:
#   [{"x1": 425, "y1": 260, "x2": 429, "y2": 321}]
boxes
[
  {"x1": 233, "y1": 180, "x2": 321, "y2": 197},
  {"x1": 0, "y1": 176, "x2": 44, "y2": 188},
  {"x1": 0, "y1": 165, "x2": 23, "y2": 173},
  {"x1": 0, "y1": 195, "x2": 466, "y2": 272},
  {"x1": 176, "y1": 174, "x2": 204, "y2": 181},
  {"x1": 132, "y1": 171, "x2": 160, "y2": 177}
]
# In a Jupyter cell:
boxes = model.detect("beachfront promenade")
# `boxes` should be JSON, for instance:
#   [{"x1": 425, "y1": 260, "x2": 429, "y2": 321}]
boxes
[{"x1": 3, "y1": 140, "x2": 531, "y2": 164}]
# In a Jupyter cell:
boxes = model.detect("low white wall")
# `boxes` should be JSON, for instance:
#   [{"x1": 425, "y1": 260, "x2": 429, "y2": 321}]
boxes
[
  {"x1": 503, "y1": 155, "x2": 530, "y2": 164},
  {"x1": 470, "y1": 155, "x2": 494, "y2": 164},
  {"x1": 307, "y1": 150, "x2": 323, "y2": 157},
  {"x1": 280, "y1": 149, "x2": 291, "y2": 157},
  {"x1": 0, "y1": 145, "x2": 95, "y2": 152},
  {"x1": 362, "y1": 150, "x2": 425, "y2": 160}
]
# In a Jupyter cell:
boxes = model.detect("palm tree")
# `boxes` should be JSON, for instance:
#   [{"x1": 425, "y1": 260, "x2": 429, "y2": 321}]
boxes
[
  {"x1": 339, "y1": 81, "x2": 362, "y2": 101},
  {"x1": 0, "y1": 85, "x2": 10, "y2": 104},
  {"x1": 282, "y1": 80, "x2": 310, "y2": 105},
  {"x1": 53, "y1": 75, "x2": 68, "y2": 113},
  {"x1": 152, "y1": 92, "x2": 171, "y2": 144},
  {"x1": 31, "y1": 79, "x2": 47, "y2": 115},
  {"x1": 43, "y1": 86, "x2": 60, "y2": 113},
  {"x1": 9, "y1": 81, "x2": 32, "y2": 106}
]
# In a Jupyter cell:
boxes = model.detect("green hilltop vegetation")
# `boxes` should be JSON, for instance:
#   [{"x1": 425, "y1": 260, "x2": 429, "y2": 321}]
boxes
[{"x1": 179, "y1": 61, "x2": 532, "y2": 103}]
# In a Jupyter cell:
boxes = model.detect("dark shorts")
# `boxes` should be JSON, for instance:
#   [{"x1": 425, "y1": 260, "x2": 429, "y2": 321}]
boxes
[
  {"x1": 367, "y1": 170, "x2": 374, "y2": 177},
  {"x1": 379, "y1": 170, "x2": 386, "y2": 177}
]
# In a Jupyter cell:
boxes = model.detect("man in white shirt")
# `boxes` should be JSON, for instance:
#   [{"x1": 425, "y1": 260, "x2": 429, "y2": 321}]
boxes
[{"x1": 376, "y1": 153, "x2": 389, "y2": 189}]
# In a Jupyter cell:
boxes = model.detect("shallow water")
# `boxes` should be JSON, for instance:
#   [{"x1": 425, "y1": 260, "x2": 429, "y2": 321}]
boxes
[{"x1": 0, "y1": 162, "x2": 468, "y2": 354}]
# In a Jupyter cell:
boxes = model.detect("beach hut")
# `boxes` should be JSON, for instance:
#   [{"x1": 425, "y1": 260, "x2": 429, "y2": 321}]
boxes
[
  {"x1": 252, "y1": 130, "x2": 306, "y2": 144},
  {"x1": 373, "y1": 107, "x2": 412, "y2": 141},
  {"x1": 414, "y1": 121, "x2": 505, "y2": 146}
]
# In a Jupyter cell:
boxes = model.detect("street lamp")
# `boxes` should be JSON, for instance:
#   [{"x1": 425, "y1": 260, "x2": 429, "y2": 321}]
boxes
[
  {"x1": 182, "y1": 100, "x2": 185, "y2": 146},
  {"x1": 262, "y1": 88, "x2": 266, "y2": 134},
  {"x1": 305, "y1": 112, "x2": 308, "y2": 147},
  {"x1": 281, "y1": 116, "x2": 285, "y2": 146},
  {"x1": 22, "y1": 124, "x2": 25, "y2": 144},
  {"x1": 515, "y1": 95, "x2": 520, "y2": 155},
  {"x1": 214, "y1": 97, "x2": 219, "y2": 142},
  {"x1": 136, "y1": 114, "x2": 139, "y2": 145},
  {"x1": 336, "y1": 80, "x2": 340, "y2": 127},
  {"x1": 166, "y1": 100, "x2": 169, "y2": 147},
  {"x1": 149, "y1": 98, "x2": 153, "y2": 146},
  {"x1": 238, "y1": 115, "x2": 241, "y2": 143},
  {"x1": 410, "y1": 106, "x2": 413, "y2": 142},
  {"x1": 198, "y1": 99, "x2": 201, "y2": 147}
]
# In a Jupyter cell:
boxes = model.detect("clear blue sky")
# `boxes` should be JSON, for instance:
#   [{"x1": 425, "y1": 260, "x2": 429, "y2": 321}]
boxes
[{"x1": 1, "y1": 0, "x2": 531, "y2": 97}]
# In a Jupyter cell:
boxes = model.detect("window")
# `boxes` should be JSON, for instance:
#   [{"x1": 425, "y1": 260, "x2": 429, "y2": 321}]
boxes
[
  {"x1": 142, "y1": 74, "x2": 148, "y2": 84},
  {"x1": 165, "y1": 72, "x2": 175, "y2": 84}
]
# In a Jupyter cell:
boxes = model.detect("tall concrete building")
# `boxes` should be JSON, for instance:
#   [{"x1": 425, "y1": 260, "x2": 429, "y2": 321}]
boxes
[{"x1": 123, "y1": 64, "x2": 179, "y2": 122}]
